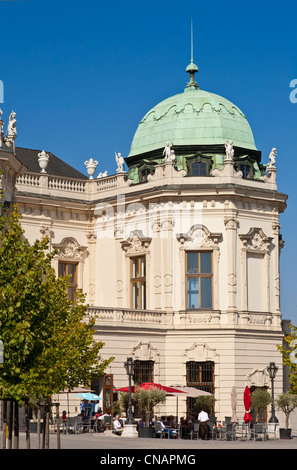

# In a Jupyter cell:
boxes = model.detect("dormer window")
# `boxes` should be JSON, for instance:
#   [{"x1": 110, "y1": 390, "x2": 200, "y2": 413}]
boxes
[
  {"x1": 191, "y1": 162, "x2": 207, "y2": 176},
  {"x1": 139, "y1": 167, "x2": 153, "y2": 183},
  {"x1": 240, "y1": 164, "x2": 252, "y2": 179}
]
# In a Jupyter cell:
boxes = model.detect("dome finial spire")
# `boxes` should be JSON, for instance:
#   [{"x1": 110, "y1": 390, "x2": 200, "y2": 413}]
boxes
[{"x1": 186, "y1": 19, "x2": 199, "y2": 89}]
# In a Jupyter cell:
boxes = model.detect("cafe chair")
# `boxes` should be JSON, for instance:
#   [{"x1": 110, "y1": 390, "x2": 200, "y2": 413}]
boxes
[
  {"x1": 251, "y1": 423, "x2": 267, "y2": 441},
  {"x1": 223, "y1": 423, "x2": 236, "y2": 440},
  {"x1": 154, "y1": 421, "x2": 168, "y2": 438},
  {"x1": 103, "y1": 415, "x2": 112, "y2": 430},
  {"x1": 66, "y1": 417, "x2": 76, "y2": 434},
  {"x1": 190, "y1": 422, "x2": 199, "y2": 439}
]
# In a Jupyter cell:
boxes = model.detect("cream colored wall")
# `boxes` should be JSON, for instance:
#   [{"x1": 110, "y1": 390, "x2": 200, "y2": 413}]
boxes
[{"x1": 95, "y1": 326, "x2": 284, "y2": 422}]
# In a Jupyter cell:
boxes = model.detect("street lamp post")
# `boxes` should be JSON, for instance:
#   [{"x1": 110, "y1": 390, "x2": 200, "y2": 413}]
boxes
[
  {"x1": 267, "y1": 362, "x2": 279, "y2": 423},
  {"x1": 124, "y1": 357, "x2": 134, "y2": 425}
]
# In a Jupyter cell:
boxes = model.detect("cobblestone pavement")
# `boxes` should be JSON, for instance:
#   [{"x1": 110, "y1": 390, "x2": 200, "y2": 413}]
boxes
[{"x1": 7, "y1": 430, "x2": 297, "y2": 450}]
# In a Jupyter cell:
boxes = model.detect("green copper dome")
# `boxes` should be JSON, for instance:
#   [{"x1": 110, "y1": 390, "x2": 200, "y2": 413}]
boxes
[{"x1": 128, "y1": 86, "x2": 257, "y2": 157}]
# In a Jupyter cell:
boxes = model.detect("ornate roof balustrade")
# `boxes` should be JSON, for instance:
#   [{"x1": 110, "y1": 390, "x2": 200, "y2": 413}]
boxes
[{"x1": 15, "y1": 158, "x2": 278, "y2": 203}]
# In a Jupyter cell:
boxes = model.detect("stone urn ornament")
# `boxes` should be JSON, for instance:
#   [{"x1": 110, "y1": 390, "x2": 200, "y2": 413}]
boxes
[
  {"x1": 84, "y1": 158, "x2": 98, "y2": 179},
  {"x1": 38, "y1": 150, "x2": 50, "y2": 173}
]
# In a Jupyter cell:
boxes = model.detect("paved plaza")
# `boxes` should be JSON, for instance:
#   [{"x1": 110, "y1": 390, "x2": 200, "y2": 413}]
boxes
[{"x1": 6, "y1": 429, "x2": 297, "y2": 450}]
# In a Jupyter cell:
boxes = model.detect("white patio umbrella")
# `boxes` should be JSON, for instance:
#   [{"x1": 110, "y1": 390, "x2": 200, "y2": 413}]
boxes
[
  {"x1": 169, "y1": 385, "x2": 213, "y2": 422},
  {"x1": 170, "y1": 385, "x2": 213, "y2": 397},
  {"x1": 231, "y1": 386, "x2": 238, "y2": 424}
]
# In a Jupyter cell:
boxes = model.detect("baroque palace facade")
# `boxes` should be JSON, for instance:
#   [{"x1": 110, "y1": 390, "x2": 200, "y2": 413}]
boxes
[{"x1": 0, "y1": 59, "x2": 288, "y2": 423}]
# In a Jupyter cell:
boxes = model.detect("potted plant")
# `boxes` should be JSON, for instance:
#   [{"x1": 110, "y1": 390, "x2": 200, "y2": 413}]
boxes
[
  {"x1": 276, "y1": 391, "x2": 297, "y2": 439},
  {"x1": 133, "y1": 388, "x2": 166, "y2": 438},
  {"x1": 250, "y1": 388, "x2": 272, "y2": 422}
]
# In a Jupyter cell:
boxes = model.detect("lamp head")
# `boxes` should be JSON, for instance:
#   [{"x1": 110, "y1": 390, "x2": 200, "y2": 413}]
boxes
[
  {"x1": 124, "y1": 357, "x2": 134, "y2": 376},
  {"x1": 267, "y1": 362, "x2": 278, "y2": 380}
]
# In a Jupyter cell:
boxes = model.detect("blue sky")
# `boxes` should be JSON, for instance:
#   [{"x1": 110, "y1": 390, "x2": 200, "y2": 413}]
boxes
[{"x1": 1, "y1": 0, "x2": 296, "y2": 324}]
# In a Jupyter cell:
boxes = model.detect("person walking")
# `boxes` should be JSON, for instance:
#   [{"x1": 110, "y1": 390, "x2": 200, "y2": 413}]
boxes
[{"x1": 198, "y1": 408, "x2": 209, "y2": 440}]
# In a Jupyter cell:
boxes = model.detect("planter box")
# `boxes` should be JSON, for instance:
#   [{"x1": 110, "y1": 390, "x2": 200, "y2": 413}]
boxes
[
  {"x1": 279, "y1": 428, "x2": 292, "y2": 439},
  {"x1": 139, "y1": 427, "x2": 155, "y2": 438}
]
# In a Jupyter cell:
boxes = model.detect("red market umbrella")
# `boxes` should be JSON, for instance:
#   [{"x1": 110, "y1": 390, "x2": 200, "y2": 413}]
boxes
[
  {"x1": 115, "y1": 386, "x2": 135, "y2": 393},
  {"x1": 243, "y1": 386, "x2": 252, "y2": 423},
  {"x1": 136, "y1": 382, "x2": 186, "y2": 394},
  {"x1": 115, "y1": 382, "x2": 186, "y2": 395}
]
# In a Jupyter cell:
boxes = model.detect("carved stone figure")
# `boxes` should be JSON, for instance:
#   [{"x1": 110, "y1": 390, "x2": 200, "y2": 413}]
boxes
[
  {"x1": 115, "y1": 152, "x2": 125, "y2": 172},
  {"x1": 267, "y1": 148, "x2": 276, "y2": 169},
  {"x1": 163, "y1": 142, "x2": 175, "y2": 163},
  {"x1": 225, "y1": 139, "x2": 234, "y2": 160},
  {"x1": 7, "y1": 111, "x2": 17, "y2": 138},
  {"x1": 98, "y1": 171, "x2": 108, "y2": 178},
  {"x1": 163, "y1": 142, "x2": 171, "y2": 161}
]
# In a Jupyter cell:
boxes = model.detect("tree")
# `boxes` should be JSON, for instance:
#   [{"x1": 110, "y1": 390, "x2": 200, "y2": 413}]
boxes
[
  {"x1": 193, "y1": 396, "x2": 216, "y2": 415},
  {"x1": 133, "y1": 388, "x2": 166, "y2": 427},
  {"x1": 277, "y1": 323, "x2": 297, "y2": 393},
  {"x1": 0, "y1": 202, "x2": 113, "y2": 446},
  {"x1": 117, "y1": 392, "x2": 136, "y2": 416},
  {"x1": 275, "y1": 391, "x2": 297, "y2": 429},
  {"x1": 250, "y1": 388, "x2": 272, "y2": 422}
]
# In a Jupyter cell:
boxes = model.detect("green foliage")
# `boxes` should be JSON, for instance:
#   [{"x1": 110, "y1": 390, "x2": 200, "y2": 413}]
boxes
[
  {"x1": 117, "y1": 392, "x2": 136, "y2": 415},
  {"x1": 276, "y1": 392, "x2": 297, "y2": 429},
  {"x1": 251, "y1": 388, "x2": 272, "y2": 421},
  {"x1": 277, "y1": 323, "x2": 297, "y2": 393},
  {"x1": 0, "y1": 202, "x2": 113, "y2": 404},
  {"x1": 251, "y1": 388, "x2": 272, "y2": 410},
  {"x1": 193, "y1": 395, "x2": 216, "y2": 415},
  {"x1": 133, "y1": 388, "x2": 166, "y2": 427}
]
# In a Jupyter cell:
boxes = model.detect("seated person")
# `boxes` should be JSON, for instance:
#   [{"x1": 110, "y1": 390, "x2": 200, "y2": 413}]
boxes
[
  {"x1": 136, "y1": 416, "x2": 146, "y2": 434},
  {"x1": 113, "y1": 414, "x2": 124, "y2": 435}
]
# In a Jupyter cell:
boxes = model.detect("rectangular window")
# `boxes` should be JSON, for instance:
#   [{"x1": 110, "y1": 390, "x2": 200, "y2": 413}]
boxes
[
  {"x1": 191, "y1": 162, "x2": 208, "y2": 176},
  {"x1": 186, "y1": 361, "x2": 215, "y2": 415},
  {"x1": 133, "y1": 360, "x2": 154, "y2": 385},
  {"x1": 186, "y1": 251, "x2": 212, "y2": 309},
  {"x1": 130, "y1": 256, "x2": 146, "y2": 309},
  {"x1": 58, "y1": 261, "x2": 78, "y2": 301},
  {"x1": 133, "y1": 360, "x2": 154, "y2": 418}
]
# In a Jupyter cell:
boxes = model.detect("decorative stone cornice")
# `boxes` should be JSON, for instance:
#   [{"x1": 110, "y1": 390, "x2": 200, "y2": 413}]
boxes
[
  {"x1": 239, "y1": 227, "x2": 273, "y2": 252},
  {"x1": 121, "y1": 230, "x2": 152, "y2": 256},
  {"x1": 177, "y1": 224, "x2": 222, "y2": 249},
  {"x1": 53, "y1": 237, "x2": 87, "y2": 261}
]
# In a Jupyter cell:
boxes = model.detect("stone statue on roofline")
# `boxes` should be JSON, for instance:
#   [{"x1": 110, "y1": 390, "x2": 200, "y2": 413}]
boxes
[
  {"x1": 163, "y1": 141, "x2": 176, "y2": 163},
  {"x1": 7, "y1": 111, "x2": 17, "y2": 138},
  {"x1": 115, "y1": 152, "x2": 125, "y2": 173},
  {"x1": 267, "y1": 147, "x2": 276, "y2": 169},
  {"x1": 225, "y1": 139, "x2": 234, "y2": 160}
]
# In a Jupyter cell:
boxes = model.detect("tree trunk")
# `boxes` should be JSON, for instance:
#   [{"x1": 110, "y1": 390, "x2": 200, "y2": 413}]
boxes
[
  {"x1": 25, "y1": 400, "x2": 30, "y2": 449},
  {"x1": 14, "y1": 401, "x2": 19, "y2": 449},
  {"x1": 56, "y1": 404, "x2": 61, "y2": 449},
  {"x1": 2, "y1": 399, "x2": 7, "y2": 449},
  {"x1": 37, "y1": 406, "x2": 41, "y2": 449},
  {"x1": 8, "y1": 400, "x2": 13, "y2": 449},
  {"x1": 45, "y1": 404, "x2": 50, "y2": 449},
  {"x1": 42, "y1": 405, "x2": 46, "y2": 449}
]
